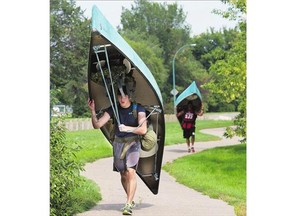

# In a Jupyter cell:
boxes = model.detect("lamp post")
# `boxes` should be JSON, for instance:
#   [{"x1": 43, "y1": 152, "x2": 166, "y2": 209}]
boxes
[{"x1": 172, "y1": 43, "x2": 196, "y2": 114}]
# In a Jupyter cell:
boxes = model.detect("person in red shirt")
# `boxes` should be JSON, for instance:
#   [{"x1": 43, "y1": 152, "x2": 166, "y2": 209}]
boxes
[{"x1": 177, "y1": 101, "x2": 203, "y2": 153}]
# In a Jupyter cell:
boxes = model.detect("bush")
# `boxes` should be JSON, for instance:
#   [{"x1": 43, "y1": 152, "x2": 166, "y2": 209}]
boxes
[
  {"x1": 209, "y1": 102, "x2": 236, "y2": 112},
  {"x1": 50, "y1": 117, "x2": 84, "y2": 216}
]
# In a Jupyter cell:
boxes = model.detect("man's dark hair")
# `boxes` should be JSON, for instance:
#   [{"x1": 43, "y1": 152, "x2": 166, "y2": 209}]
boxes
[{"x1": 117, "y1": 86, "x2": 128, "y2": 96}]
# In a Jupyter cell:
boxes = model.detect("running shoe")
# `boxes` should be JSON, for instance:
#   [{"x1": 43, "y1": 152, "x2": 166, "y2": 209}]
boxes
[
  {"x1": 121, "y1": 201, "x2": 135, "y2": 210},
  {"x1": 131, "y1": 201, "x2": 136, "y2": 208},
  {"x1": 122, "y1": 203, "x2": 133, "y2": 215},
  {"x1": 191, "y1": 147, "x2": 195, "y2": 153}
]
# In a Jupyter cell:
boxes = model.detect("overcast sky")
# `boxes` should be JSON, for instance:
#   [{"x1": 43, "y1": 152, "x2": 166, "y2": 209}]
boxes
[{"x1": 75, "y1": 0, "x2": 238, "y2": 36}]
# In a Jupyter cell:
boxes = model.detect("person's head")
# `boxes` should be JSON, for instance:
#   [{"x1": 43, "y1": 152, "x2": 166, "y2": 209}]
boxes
[
  {"x1": 117, "y1": 86, "x2": 131, "y2": 108},
  {"x1": 187, "y1": 101, "x2": 193, "y2": 109}
]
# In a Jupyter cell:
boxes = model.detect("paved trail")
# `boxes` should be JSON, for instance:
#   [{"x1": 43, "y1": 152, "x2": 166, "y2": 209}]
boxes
[{"x1": 77, "y1": 128, "x2": 241, "y2": 216}]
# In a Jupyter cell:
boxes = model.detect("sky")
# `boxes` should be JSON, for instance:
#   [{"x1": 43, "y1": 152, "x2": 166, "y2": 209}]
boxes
[{"x1": 75, "y1": 0, "x2": 239, "y2": 36}]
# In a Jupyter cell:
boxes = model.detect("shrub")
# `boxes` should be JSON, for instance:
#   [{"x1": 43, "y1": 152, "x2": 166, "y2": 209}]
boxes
[{"x1": 50, "y1": 117, "x2": 84, "y2": 216}]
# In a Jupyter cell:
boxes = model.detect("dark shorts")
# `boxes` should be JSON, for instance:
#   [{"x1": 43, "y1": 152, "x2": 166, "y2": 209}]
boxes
[
  {"x1": 113, "y1": 137, "x2": 140, "y2": 172},
  {"x1": 183, "y1": 127, "x2": 196, "y2": 139}
]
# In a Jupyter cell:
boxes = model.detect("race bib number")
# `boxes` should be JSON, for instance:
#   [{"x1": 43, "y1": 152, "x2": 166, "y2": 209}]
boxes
[{"x1": 184, "y1": 112, "x2": 193, "y2": 120}]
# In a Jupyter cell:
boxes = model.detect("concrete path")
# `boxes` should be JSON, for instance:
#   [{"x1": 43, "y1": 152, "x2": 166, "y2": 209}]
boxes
[{"x1": 77, "y1": 128, "x2": 241, "y2": 216}]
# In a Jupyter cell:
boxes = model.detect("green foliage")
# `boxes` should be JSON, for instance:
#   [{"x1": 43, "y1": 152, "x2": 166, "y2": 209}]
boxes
[
  {"x1": 50, "y1": 0, "x2": 90, "y2": 117},
  {"x1": 50, "y1": 117, "x2": 84, "y2": 216},
  {"x1": 217, "y1": 0, "x2": 246, "y2": 19},
  {"x1": 225, "y1": 99, "x2": 246, "y2": 142},
  {"x1": 121, "y1": 0, "x2": 191, "y2": 64},
  {"x1": 189, "y1": 28, "x2": 240, "y2": 112},
  {"x1": 70, "y1": 177, "x2": 102, "y2": 213},
  {"x1": 192, "y1": 29, "x2": 238, "y2": 70},
  {"x1": 209, "y1": 101, "x2": 237, "y2": 112},
  {"x1": 173, "y1": 51, "x2": 209, "y2": 102},
  {"x1": 206, "y1": 34, "x2": 246, "y2": 102},
  {"x1": 204, "y1": 30, "x2": 246, "y2": 140},
  {"x1": 50, "y1": 88, "x2": 62, "y2": 117},
  {"x1": 122, "y1": 31, "x2": 168, "y2": 88},
  {"x1": 50, "y1": 88, "x2": 61, "y2": 106},
  {"x1": 199, "y1": 0, "x2": 246, "y2": 140}
]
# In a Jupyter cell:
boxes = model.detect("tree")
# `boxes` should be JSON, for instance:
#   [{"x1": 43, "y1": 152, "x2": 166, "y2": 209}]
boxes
[
  {"x1": 120, "y1": 0, "x2": 191, "y2": 65},
  {"x1": 121, "y1": 30, "x2": 168, "y2": 89},
  {"x1": 191, "y1": 28, "x2": 238, "y2": 71},
  {"x1": 189, "y1": 28, "x2": 240, "y2": 112},
  {"x1": 50, "y1": 0, "x2": 90, "y2": 117},
  {"x1": 203, "y1": 0, "x2": 246, "y2": 141}
]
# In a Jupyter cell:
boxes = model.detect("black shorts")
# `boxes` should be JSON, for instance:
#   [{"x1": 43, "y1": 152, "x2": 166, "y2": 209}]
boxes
[{"x1": 183, "y1": 127, "x2": 196, "y2": 139}]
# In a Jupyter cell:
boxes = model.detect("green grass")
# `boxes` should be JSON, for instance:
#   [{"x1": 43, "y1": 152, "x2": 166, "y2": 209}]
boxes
[
  {"x1": 163, "y1": 144, "x2": 246, "y2": 216},
  {"x1": 70, "y1": 177, "x2": 102, "y2": 213},
  {"x1": 165, "y1": 120, "x2": 234, "y2": 145},
  {"x1": 66, "y1": 129, "x2": 112, "y2": 163},
  {"x1": 66, "y1": 118, "x2": 245, "y2": 215},
  {"x1": 66, "y1": 130, "x2": 111, "y2": 214},
  {"x1": 66, "y1": 120, "x2": 234, "y2": 164}
]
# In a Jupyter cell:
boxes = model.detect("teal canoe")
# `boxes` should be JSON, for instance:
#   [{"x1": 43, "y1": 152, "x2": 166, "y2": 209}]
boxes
[{"x1": 88, "y1": 5, "x2": 165, "y2": 195}]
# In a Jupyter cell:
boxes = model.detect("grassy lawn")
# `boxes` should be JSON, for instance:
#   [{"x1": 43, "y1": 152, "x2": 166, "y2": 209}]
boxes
[
  {"x1": 163, "y1": 144, "x2": 246, "y2": 216},
  {"x1": 70, "y1": 177, "x2": 102, "y2": 213},
  {"x1": 66, "y1": 119, "x2": 245, "y2": 215},
  {"x1": 165, "y1": 120, "x2": 234, "y2": 145},
  {"x1": 66, "y1": 129, "x2": 112, "y2": 163},
  {"x1": 66, "y1": 120, "x2": 235, "y2": 164}
]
